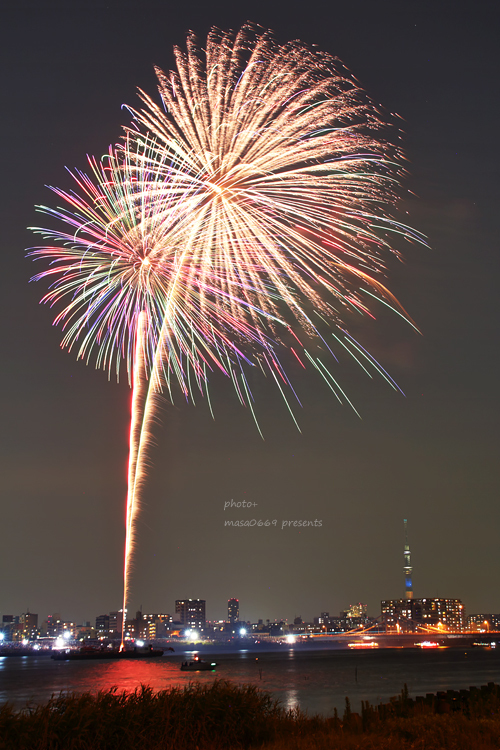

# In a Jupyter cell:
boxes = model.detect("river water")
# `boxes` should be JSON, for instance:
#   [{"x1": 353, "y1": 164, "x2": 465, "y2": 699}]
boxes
[{"x1": 1, "y1": 645, "x2": 499, "y2": 715}]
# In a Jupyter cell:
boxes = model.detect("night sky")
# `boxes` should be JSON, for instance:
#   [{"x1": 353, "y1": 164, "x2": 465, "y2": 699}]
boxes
[{"x1": 1, "y1": 0, "x2": 498, "y2": 626}]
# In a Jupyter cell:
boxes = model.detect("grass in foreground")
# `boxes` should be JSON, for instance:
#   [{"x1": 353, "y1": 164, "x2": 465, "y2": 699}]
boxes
[
  {"x1": 1, "y1": 680, "x2": 500, "y2": 749},
  {"x1": 0, "y1": 681, "x2": 291, "y2": 750}
]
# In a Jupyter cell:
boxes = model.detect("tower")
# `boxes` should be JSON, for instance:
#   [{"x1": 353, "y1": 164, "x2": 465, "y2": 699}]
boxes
[{"x1": 404, "y1": 519, "x2": 413, "y2": 599}]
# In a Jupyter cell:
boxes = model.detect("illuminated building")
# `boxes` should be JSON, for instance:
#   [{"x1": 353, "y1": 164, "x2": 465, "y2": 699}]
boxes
[
  {"x1": 467, "y1": 614, "x2": 500, "y2": 631},
  {"x1": 314, "y1": 612, "x2": 330, "y2": 629},
  {"x1": 125, "y1": 610, "x2": 148, "y2": 640},
  {"x1": 381, "y1": 598, "x2": 465, "y2": 632},
  {"x1": 175, "y1": 599, "x2": 206, "y2": 630},
  {"x1": 346, "y1": 603, "x2": 367, "y2": 619},
  {"x1": 228, "y1": 598, "x2": 239, "y2": 624},
  {"x1": 96, "y1": 614, "x2": 110, "y2": 636},
  {"x1": 109, "y1": 610, "x2": 124, "y2": 635},
  {"x1": 46, "y1": 613, "x2": 65, "y2": 637},
  {"x1": 142, "y1": 613, "x2": 172, "y2": 638},
  {"x1": 20, "y1": 612, "x2": 38, "y2": 637},
  {"x1": 75, "y1": 623, "x2": 95, "y2": 640},
  {"x1": 8, "y1": 612, "x2": 39, "y2": 641}
]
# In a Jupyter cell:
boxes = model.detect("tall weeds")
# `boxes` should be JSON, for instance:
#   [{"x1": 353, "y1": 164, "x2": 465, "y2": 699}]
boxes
[
  {"x1": 0, "y1": 680, "x2": 291, "y2": 750},
  {"x1": 2, "y1": 680, "x2": 500, "y2": 750}
]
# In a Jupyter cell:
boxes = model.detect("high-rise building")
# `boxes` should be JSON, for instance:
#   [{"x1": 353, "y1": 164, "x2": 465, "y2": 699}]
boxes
[
  {"x1": 175, "y1": 599, "x2": 206, "y2": 630},
  {"x1": 228, "y1": 598, "x2": 239, "y2": 624},
  {"x1": 381, "y1": 598, "x2": 465, "y2": 632},
  {"x1": 404, "y1": 519, "x2": 413, "y2": 599}
]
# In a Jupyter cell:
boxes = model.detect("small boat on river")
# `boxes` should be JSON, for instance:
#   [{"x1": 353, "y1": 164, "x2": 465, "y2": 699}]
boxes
[{"x1": 180, "y1": 656, "x2": 217, "y2": 671}]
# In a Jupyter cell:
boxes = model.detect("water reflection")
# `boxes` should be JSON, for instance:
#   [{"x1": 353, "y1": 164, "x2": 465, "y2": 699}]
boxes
[
  {"x1": 1, "y1": 648, "x2": 500, "y2": 715},
  {"x1": 284, "y1": 688, "x2": 299, "y2": 712}
]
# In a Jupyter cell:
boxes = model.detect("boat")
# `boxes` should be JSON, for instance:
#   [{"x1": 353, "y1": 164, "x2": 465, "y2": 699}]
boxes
[
  {"x1": 51, "y1": 648, "x2": 119, "y2": 661},
  {"x1": 180, "y1": 656, "x2": 217, "y2": 671}
]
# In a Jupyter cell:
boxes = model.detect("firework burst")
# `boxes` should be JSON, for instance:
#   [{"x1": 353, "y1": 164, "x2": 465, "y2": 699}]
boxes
[
  {"x1": 30, "y1": 24, "x2": 425, "y2": 647},
  {"x1": 130, "y1": 24, "x2": 423, "y2": 344}
]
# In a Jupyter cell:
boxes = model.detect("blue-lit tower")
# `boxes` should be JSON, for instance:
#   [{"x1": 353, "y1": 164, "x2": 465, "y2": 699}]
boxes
[{"x1": 404, "y1": 519, "x2": 413, "y2": 599}]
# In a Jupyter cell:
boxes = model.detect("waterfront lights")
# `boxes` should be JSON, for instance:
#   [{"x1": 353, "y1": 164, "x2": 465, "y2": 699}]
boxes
[
  {"x1": 286, "y1": 634, "x2": 296, "y2": 644},
  {"x1": 136, "y1": 640, "x2": 144, "y2": 647},
  {"x1": 239, "y1": 628, "x2": 247, "y2": 636}
]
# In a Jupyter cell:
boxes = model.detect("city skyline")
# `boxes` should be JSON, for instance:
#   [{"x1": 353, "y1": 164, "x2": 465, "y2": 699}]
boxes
[
  {"x1": 0, "y1": 583, "x2": 489, "y2": 631},
  {"x1": 5, "y1": 595, "x2": 500, "y2": 642},
  {"x1": 1, "y1": 0, "x2": 498, "y2": 624}
]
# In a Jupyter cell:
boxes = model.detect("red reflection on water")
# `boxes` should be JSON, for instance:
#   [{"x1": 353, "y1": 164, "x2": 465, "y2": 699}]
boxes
[{"x1": 75, "y1": 659, "x2": 219, "y2": 695}]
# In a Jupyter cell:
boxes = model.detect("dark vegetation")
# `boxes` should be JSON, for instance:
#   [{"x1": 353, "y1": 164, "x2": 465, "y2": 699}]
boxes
[{"x1": 1, "y1": 679, "x2": 500, "y2": 749}]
